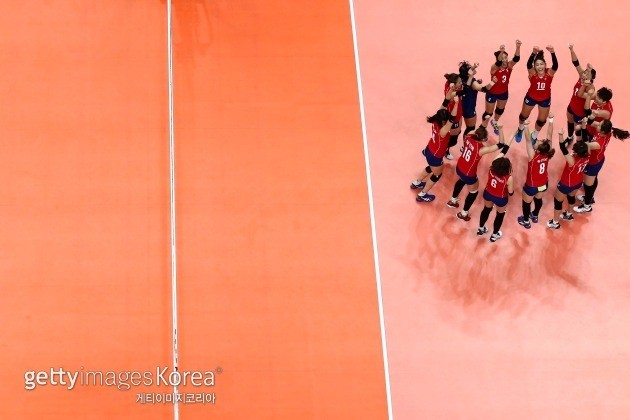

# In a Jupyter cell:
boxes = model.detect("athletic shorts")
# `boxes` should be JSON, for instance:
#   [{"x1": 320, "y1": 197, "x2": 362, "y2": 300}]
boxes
[
  {"x1": 557, "y1": 181, "x2": 582, "y2": 195},
  {"x1": 456, "y1": 167, "x2": 478, "y2": 185},
  {"x1": 424, "y1": 146, "x2": 444, "y2": 167},
  {"x1": 522, "y1": 182, "x2": 548, "y2": 197},
  {"x1": 462, "y1": 92, "x2": 478, "y2": 119},
  {"x1": 524, "y1": 94, "x2": 551, "y2": 108},
  {"x1": 485, "y1": 91, "x2": 509, "y2": 103},
  {"x1": 483, "y1": 189, "x2": 508, "y2": 207},
  {"x1": 584, "y1": 158, "x2": 605, "y2": 176},
  {"x1": 566, "y1": 104, "x2": 585, "y2": 123}
]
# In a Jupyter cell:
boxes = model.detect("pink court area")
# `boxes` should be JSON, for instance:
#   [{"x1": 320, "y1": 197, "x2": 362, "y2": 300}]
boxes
[{"x1": 354, "y1": 0, "x2": 630, "y2": 419}]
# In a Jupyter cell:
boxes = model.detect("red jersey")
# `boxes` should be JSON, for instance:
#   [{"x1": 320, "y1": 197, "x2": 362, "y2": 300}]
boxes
[
  {"x1": 527, "y1": 70, "x2": 553, "y2": 101},
  {"x1": 587, "y1": 101, "x2": 613, "y2": 136},
  {"x1": 444, "y1": 81, "x2": 463, "y2": 121},
  {"x1": 485, "y1": 169, "x2": 510, "y2": 198},
  {"x1": 457, "y1": 134, "x2": 483, "y2": 176},
  {"x1": 568, "y1": 78, "x2": 587, "y2": 117},
  {"x1": 489, "y1": 66, "x2": 512, "y2": 95},
  {"x1": 525, "y1": 153, "x2": 550, "y2": 187},
  {"x1": 588, "y1": 132, "x2": 612, "y2": 165},
  {"x1": 426, "y1": 121, "x2": 449, "y2": 158},
  {"x1": 560, "y1": 154, "x2": 590, "y2": 187}
]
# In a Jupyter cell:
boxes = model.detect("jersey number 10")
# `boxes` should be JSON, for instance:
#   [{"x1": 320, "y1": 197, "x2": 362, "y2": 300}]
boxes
[{"x1": 536, "y1": 82, "x2": 546, "y2": 90}]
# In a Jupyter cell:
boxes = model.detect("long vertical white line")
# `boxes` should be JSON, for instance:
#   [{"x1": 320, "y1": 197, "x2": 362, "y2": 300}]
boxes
[
  {"x1": 347, "y1": 1, "x2": 393, "y2": 418},
  {"x1": 166, "y1": 0, "x2": 180, "y2": 419}
]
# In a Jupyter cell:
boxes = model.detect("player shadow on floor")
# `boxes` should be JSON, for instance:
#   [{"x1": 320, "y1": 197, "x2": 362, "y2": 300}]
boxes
[{"x1": 409, "y1": 201, "x2": 593, "y2": 318}]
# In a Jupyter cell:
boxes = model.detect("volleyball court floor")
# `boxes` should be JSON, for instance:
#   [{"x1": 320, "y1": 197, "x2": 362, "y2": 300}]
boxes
[
  {"x1": 354, "y1": 0, "x2": 630, "y2": 418},
  {"x1": 2, "y1": 0, "x2": 630, "y2": 419}
]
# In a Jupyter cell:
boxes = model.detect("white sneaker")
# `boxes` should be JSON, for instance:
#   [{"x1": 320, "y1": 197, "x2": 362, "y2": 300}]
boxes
[
  {"x1": 573, "y1": 204, "x2": 592, "y2": 213},
  {"x1": 547, "y1": 219, "x2": 560, "y2": 230},
  {"x1": 490, "y1": 231, "x2": 503, "y2": 242}
]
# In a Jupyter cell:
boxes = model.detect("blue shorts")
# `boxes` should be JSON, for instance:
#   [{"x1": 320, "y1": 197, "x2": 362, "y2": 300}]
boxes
[
  {"x1": 483, "y1": 189, "x2": 508, "y2": 207},
  {"x1": 424, "y1": 147, "x2": 444, "y2": 167},
  {"x1": 566, "y1": 104, "x2": 585, "y2": 123},
  {"x1": 522, "y1": 182, "x2": 548, "y2": 197},
  {"x1": 584, "y1": 158, "x2": 605, "y2": 176},
  {"x1": 462, "y1": 91, "x2": 478, "y2": 119},
  {"x1": 557, "y1": 182, "x2": 582, "y2": 195},
  {"x1": 456, "y1": 167, "x2": 478, "y2": 185},
  {"x1": 524, "y1": 94, "x2": 551, "y2": 108},
  {"x1": 485, "y1": 91, "x2": 509, "y2": 103}
]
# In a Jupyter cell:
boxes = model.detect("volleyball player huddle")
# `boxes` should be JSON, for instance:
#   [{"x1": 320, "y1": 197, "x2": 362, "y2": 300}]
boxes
[{"x1": 411, "y1": 41, "x2": 628, "y2": 242}]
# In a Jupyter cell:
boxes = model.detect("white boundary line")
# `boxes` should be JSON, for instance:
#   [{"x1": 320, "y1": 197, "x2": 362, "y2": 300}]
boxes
[
  {"x1": 347, "y1": 1, "x2": 393, "y2": 418},
  {"x1": 166, "y1": 1, "x2": 180, "y2": 419}
]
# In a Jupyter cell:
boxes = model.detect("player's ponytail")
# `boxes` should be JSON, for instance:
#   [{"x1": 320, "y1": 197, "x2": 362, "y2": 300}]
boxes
[
  {"x1": 599, "y1": 120, "x2": 628, "y2": 140},
  {"x1": 612, "y1": 127, "x2": 629, "y2": 141}
]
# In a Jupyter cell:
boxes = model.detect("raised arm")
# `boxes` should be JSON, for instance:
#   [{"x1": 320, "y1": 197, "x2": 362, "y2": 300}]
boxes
[
  {"x1": 577, "y1": 79, "x2": 595, "y2": 99},
  {"x1": 546, "y1": 113, "x2": 555, "y2": 141},
  {"x1": 479, "y1": 117, "x2": 502, "y2": 156},
  {"x1": 491, "y1": 44, "x2": 506, "y2": 74},
  {"x1": 508, "y1": 39, "x2": 522, "y2": 68},
  {"x1": 493, "y1": 122, "x2": 511, "y2": 158},
  {"x1": 523, "y1": 121, "x2": 535, "y2": 160},
  {"x1": 440, "y1": 83, "x2": 457, "y2": 109},
  {"x1": 546, "y1": 45, "x2": 558, "y2": 77},
  {"x1": 558, "y1": 129, "x2": 574, "y2": 166},
  {"x1": 568, "y1": 43, "x2": 584, "y2": 76},
  {"x1": 472, "y1": 75, "x2": 497, "y2": 92},
  {"x1": 526, "y1": 46, "x2": 539, "y2": 77},
  {"x1": 439, "y1": 96, "x2": 458, "y2": 137}
]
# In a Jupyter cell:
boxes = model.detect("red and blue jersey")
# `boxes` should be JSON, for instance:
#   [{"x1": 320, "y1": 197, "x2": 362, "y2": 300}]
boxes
[
  {"x1": 587, "y1": 101, "x2": 613, "y2": 136},
  {"x1": 456, "y1": 134, "x2": 483, "y2": 176},
  {"x1": 485, "y1": 169, "x2": 510, "y2": 198},
  {"x1": 588, "y1": 132, "x2": 612, "y2": 165},
  {"x1": 489, "y1": 66, "x2": 512, "y2": 95},
  {"x1": 568, "y1": 78, "x2": 587, "y2": 117},
  {"x1": 444, "y1": 81, "x2": 463, "y2": 121},
  {"x1": 560, "y1": 154, "x2": 590, "y2": 187},
  {"x1": 426, "y1": 121, "x2": 449, "y2": 158},
  {"x1": 525, "y1": 153, "x2": 550, "y2": 187},
  {"x1": 527, "y1": 70, "x2": 553, "y2": 101}
]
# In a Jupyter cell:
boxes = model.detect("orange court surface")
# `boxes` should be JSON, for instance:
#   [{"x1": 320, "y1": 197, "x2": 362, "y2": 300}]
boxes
[{"x1": 1, "y1": 0, "x2": 630, "y2": 419}]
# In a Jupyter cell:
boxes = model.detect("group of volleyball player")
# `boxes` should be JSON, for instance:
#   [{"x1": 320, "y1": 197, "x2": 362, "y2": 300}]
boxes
[{"x1": 411, "y1": 41, "x2": 628, "y2": 242}]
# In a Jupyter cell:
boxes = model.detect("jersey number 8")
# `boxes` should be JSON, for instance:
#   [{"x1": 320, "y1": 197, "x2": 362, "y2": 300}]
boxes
[
  {"x1": 491, "y1": 179, "x2": 497, "y2": 188},
  {"x1": 539, "y1": 162, "x2": 546, "y2": 174}
]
